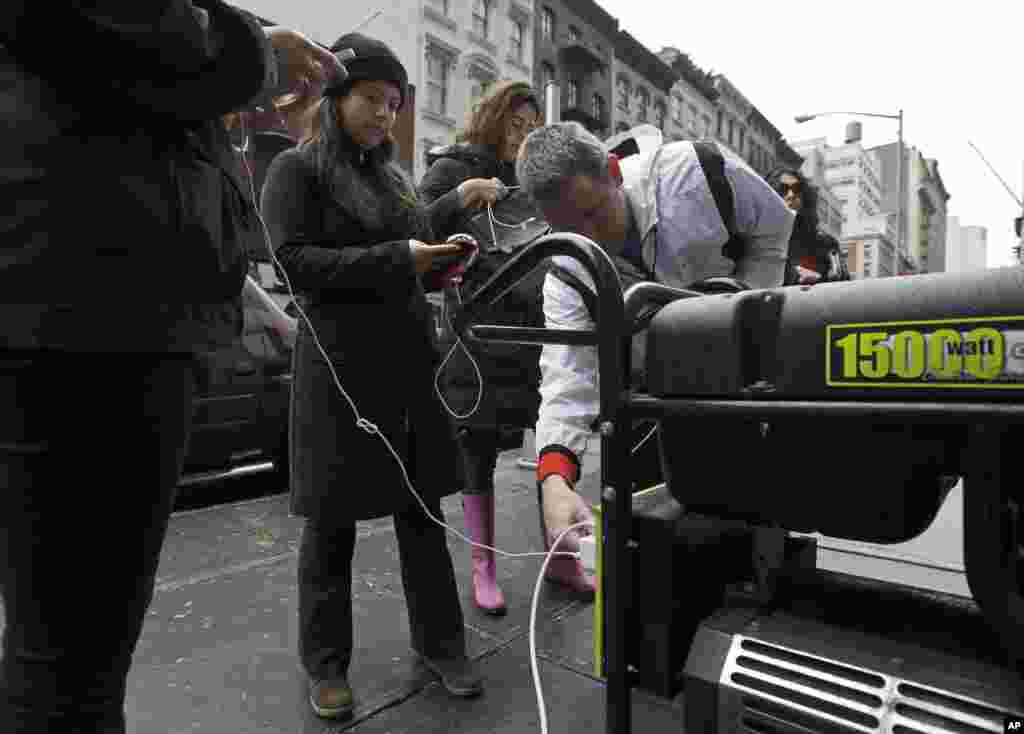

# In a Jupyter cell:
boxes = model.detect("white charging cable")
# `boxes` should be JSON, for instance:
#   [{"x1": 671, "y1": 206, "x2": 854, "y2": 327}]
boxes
[
  {"x1": 237, "y1": 118, "x2": 573, "y2": 563},
  {"x1": 434, "y1": 284, "x2": 485, "y2": 421},
  {"x1": 433, "y1": 182, "x2": 540, "y2": 423},
  {"x1": 631, "y1": 422, "x2": 658, "y2": 455},
  {"x1": 530, "y1": 520, "x2": 597, "y2": 734}
]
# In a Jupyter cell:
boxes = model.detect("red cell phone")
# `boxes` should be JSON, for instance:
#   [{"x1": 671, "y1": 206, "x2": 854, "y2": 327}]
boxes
[{"x1": 422, "y1": 235, "x2": 479, "y2": 291}]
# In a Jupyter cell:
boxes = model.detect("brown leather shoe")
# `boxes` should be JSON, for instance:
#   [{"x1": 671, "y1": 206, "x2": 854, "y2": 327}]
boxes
[
  {"x1": 418, "y1": 654, "x2": 484, "y2": 698},
  {"x1": 309, "y1": 678, "x2": 354, "y2": 719}
]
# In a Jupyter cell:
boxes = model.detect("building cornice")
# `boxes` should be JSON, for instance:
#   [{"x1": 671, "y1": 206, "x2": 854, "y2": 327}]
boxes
[{"x1": 614, "y1": 30, "x2": 675, "y2": 94}]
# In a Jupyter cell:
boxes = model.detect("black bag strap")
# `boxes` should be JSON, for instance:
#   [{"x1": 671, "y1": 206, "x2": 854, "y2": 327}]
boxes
[
  {"x1": 548, "y1": 265, "x2": 599, "y2": 324},
  {"x1": 693, "y1": 141, "x2": 746, "y2": 264},
  {"x1": 547, "y1": 263, "x2": 656, "y2": 336}
]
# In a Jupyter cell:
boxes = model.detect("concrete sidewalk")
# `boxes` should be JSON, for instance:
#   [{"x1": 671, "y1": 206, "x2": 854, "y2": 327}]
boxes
[{"x1": 112, "y1": 444, "x2": 681, "y2": 733}]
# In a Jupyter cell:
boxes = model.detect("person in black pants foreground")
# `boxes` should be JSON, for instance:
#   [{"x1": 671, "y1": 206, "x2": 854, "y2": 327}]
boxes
[
  {"x1": 0, "y1": 3, "x2": 344, "y2": 732},
  {"x1": 260, "y1": 32, "x2": 483, "y2": 720}
]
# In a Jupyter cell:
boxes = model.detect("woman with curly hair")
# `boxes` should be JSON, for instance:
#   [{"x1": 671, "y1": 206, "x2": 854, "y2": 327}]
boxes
[
  {"x1": 767, "y1": 167, "x2": 850, "y2": 285},
  {"x1": 418, "y1": 81, "x2": 594, "y2": 613}
]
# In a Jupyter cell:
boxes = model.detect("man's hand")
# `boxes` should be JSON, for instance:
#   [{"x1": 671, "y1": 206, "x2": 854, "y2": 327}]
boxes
[
  {"x1": 541, "y1": 475, "x2": 595, "y2": 554},
  {"x1": 265, "y1": 28, "x2": 352, "y2": 99}
]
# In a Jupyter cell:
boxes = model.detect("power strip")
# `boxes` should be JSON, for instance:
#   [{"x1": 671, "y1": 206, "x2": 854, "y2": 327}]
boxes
[{"x1": 578, "y1": 534, "x2": 598, "y2": 574}]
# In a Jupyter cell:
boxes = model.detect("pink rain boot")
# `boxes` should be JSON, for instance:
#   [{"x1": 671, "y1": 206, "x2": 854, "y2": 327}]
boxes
[{"x1": 462, "y1": 494, "x2": 507, "y2": 615}]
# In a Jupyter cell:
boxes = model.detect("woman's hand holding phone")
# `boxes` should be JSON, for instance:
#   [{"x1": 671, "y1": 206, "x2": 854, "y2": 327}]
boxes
[{"x1": 410, "y1": 240, "x2": 467, "y2": 275}]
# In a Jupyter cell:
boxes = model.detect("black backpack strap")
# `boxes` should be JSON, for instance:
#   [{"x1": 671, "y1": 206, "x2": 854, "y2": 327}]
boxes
[
  {"x1": 549, "y1": 262, "x2": 657, "y2": 336},
  {"x1": 548, "y1": 265, "x2": 598, "y2": 323},
  {"x1": 609, "y1": 136, "x2": 641, "y2": 160},
  {"x1": 693, "y1": 141, "x2": 746, "y2": 264}
]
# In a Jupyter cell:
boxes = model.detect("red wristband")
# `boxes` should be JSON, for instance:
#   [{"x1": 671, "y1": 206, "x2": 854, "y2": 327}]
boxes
[{"x1": 537, "y1": 451, "x2": 577, "y2": 485}]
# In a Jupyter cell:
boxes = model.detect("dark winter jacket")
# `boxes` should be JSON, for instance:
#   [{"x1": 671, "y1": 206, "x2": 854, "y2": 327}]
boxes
[
  {"x1": 419, "y1": 143, "x2": 517, "y2": 239},
  {"x1": 0, "y1": 1, "x2": 276, "y2": 353},
  {"x1": 261, "y1": 107, "x2": 464, "y2": 521},
  {"x1": 418, "y1": 142, "x2": 541, "y2": 431},
  {"x1": 784, "y1": 226, "x2": 850, "y2": 285}
]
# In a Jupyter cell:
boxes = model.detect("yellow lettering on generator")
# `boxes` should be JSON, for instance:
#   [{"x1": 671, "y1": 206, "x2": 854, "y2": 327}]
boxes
[{"x1": 826, "y1": 316, "x2": 1023, "y2": 388}]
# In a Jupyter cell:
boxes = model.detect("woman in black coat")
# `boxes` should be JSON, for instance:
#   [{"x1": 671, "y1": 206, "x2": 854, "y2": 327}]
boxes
[
  {"x1": 419, "y1": 81, "x2": 584, "y2": 613},
  {"x1": 767, "y1": 167, "x2": 851, "y2": 285},
  {"x1": 260, "y1": 33, "x2": 482, "y2": 720}
]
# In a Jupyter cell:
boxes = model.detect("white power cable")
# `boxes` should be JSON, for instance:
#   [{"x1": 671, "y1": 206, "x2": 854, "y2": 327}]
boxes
[
  {"x1": 238, "y1": 119, "x2": 572, "y2": 563},
  {"x1": 530, "y1": 520, "x2": 596, "y2": 734},
  {"x1": 433, "y1": 183, "x2": 535, "y2": 423},
  {"x1": 434, "y1": 285, "x2": 485, "y2": 420},
  {"x1": 631, "y1": 422, "x2": 658, "y2": 455}
]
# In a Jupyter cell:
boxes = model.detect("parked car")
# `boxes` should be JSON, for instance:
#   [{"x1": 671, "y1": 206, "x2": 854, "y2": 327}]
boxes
[{"x1": 178, "y1": 268, "x2": 295, "y2": 490}]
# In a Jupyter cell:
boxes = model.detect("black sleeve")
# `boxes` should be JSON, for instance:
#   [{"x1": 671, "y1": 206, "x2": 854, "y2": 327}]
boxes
[
  {"x1": 260, "y1": 150, "x2": 418, "y2": 300},
  {"x1": 418, "y1": 157, "x2": 474, "y2": 240},
  {"x1": 817, "y1": 232, "x2": 847, "y2": 282},
  {"x1": 0, "y1": 0, "x2": 272, "y2": 123}
]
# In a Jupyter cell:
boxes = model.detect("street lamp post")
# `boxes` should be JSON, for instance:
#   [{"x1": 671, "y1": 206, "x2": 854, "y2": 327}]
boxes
[{"x1": 795, "y1": 109, "x2": 905, "y2": 274}]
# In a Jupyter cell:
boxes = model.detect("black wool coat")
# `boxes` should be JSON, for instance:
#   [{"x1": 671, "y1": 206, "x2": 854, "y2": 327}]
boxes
[{"x1": 262, "y1": 130, "x2": 464, "y2": 522}]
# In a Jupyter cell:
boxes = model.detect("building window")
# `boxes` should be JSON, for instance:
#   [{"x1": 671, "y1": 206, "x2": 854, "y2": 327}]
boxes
[
  {"x1": 636, "y1": 86, "x2": 649, "y2": 122},
  {"x1": 425, "y1": 46, "x2": 451, "y2": 116},
  {"x1": 567, "y1": 78, "x2": 579, "y2": 108},
  {"x1": 716, "y1": 109, "x2": 723, "y2": 137},
  {"x1": 654, "y1": 100, "x2": 666, "y2": 131},
  {"x1": 670, "y1": 95, "x2": 682, "y2": 123},
  {"x1": 541, "y1": 7, "x2": 555, "y2": 41},
  {"x1": 727, "y1": 118, "x2": 734, "y2": 146},
  {"x1": 510, "y1": 20, "x2": 525, "y2": 63},
  {"x1": 701, "y1": 114, "x2": 711, "y2": 137},
  {"x1": 592, "y1": 93, "x2": 605, "y2": 123},
  {"x1": 429, "y1": 0, "x2": 450, "y2": 15},
  {"x1": 539, "y1": 62, "x2": 556, "y2": 90},
  {"x1": 472, "y1": 0, "x2": 491, "y2": 39},
  {"x1": 617, "y1": 77, "x2": 631, "y2": 111},
  {"x1": 738, "y1": 127, "x2": 745, "y2": 155},
  {"x1": 568, "y1": 25, "x2": 581, "y2": 43}
]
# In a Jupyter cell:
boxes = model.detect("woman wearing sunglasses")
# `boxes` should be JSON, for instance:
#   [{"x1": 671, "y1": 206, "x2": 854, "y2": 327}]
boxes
[{"x1": 767, "y1": 167, "x2": 850, "y2": 285}]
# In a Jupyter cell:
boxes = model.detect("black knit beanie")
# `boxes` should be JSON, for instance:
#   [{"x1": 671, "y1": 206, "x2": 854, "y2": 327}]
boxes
[{"x1": 324, "y1": 33, "x2": 408, "y2": 110}]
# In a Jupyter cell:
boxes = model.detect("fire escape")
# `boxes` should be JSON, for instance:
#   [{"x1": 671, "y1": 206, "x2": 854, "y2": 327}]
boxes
[{"x1": 557, "y1": 31, "x2": 609, "y2": 137}]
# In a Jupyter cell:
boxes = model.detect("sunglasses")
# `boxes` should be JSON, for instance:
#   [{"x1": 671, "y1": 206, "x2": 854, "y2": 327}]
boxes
[{"x1": 776, "y1": 181, "x2": 802, "y2": 195}]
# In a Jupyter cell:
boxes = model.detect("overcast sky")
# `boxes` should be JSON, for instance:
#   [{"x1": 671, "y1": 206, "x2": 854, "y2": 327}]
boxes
[{"x1": 597, "y1": 0, "x2": 1024, "y2": 268}]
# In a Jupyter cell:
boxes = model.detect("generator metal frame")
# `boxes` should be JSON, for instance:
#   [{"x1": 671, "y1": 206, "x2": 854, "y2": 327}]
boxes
[{"x1": 452, "y1": 232, "x2": 1024, "y2": 734}]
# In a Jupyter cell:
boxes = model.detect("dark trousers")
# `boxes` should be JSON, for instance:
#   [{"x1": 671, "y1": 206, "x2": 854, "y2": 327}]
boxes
[
  {"x1": 457, "y1": 427, "x2": 502, "y2": 497},
  {"x1": 298, "y1": 496, "x2": 467, "y2": 682},
  {"x1": 0, "y1": 350, "x2": 196, "y2": 734}
]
